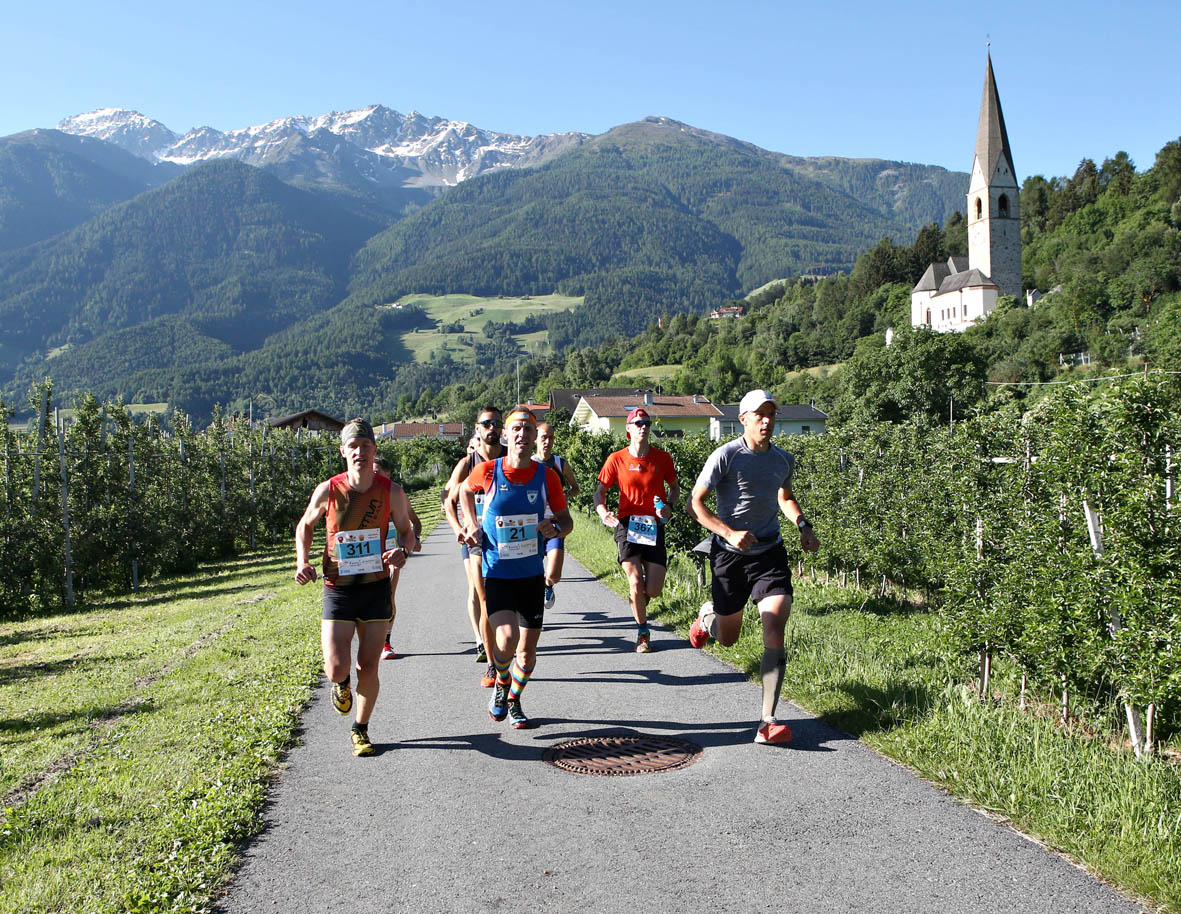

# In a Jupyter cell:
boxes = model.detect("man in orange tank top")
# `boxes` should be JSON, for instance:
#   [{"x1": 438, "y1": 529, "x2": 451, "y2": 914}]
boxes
[{"x1": 295, "y1": 418, "x2": 419, "y2": 756}]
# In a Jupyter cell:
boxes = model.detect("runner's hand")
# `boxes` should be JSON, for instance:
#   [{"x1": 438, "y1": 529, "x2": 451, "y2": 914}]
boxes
[
  {"x1": 461, "y1": 525, "x2": 482, "y2": 547},
  {"x1": 656, "y1": 505, "x2": 672, "y2": 521},
  {"x1": 383, "y1": 547, "x2": 407, "y2": 570},
  {"x1": 538, "y1": 518, "x2": 559, "y2": 538},
  {"x1": 800, "y1": 526, "x2": 820, "y2": 553},
  {"x1": 600, "y1": 510, "x2": 620, "y2": 529},
  {"x1": 724, "y1": 529, "x2": 756, "y2": 552},
  {"x1": 294, "y1": 562, "x2": 317, "y2": 585}
]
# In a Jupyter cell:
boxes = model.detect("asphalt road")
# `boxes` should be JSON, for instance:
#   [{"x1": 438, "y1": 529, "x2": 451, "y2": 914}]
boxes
[{"x1": 216, "y1": 529, "x2": 1147, "y2": 914}]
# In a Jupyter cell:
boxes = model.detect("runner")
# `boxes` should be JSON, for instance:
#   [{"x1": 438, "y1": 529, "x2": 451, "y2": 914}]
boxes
[
  {"x1": 458, "y1": 406, "x2": 572, "y2": 729},
  {"x1": 534, "y1": 421, "x2": 581, "y2": 609},
  {"x1": 592, "y1": 407, "x2": 678, "y2": 653},
  {"x1": 374, "y1": 456, "x2": 422, "y2": 661},
  {"x1": 686, "y1": 390, "x2": 820, "y2": 745},
  {"x1": 443, "y1": 406, "x2": 504, "y2": 687},
  {"x1": 294, "y1": 419, "x2": 419, "y2": 756}
]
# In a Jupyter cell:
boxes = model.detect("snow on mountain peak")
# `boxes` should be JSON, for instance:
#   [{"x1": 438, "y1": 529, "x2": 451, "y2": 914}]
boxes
[{"x1": 57, "y1": 104, "x2": 589, "y2": 187}]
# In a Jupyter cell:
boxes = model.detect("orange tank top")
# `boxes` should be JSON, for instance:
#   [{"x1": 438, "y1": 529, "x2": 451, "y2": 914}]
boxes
[{"x1": 323, "y1": 472, "x2": 392, "y2": 586}]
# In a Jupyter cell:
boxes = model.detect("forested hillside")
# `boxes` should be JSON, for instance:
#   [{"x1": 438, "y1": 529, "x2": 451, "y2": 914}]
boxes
[
  {"x1": 392, "y1": 137, "x2": 1181, "y2": 425},
  {"x1": 0, "y1": 130, "x2": 180, "y2": 253},
  {"x1": 347, "y1": 118, "x2": 965, "y2": 349},
  {"x1": 1, "y1": 159, "x2": 384, "y2": 382}
]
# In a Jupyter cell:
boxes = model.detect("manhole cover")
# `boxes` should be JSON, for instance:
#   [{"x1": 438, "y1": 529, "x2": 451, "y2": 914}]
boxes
[{"x1": 543, "y1": 735, "x2": 702, "y2": 776}]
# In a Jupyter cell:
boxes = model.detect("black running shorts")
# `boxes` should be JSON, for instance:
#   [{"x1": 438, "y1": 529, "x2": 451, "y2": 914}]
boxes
[
  {"x1": 322, "y1": 578, "x2": 393, "y2": 623},
  {"x1": 484, "y1": 574, "x2": 546, "y2": 630},
  {"x1": 709, "y1": 539, "x2": 792, "y2": 616},
  {"x1": 614, "y1": 519, "x2": 668, "y2": 567}
]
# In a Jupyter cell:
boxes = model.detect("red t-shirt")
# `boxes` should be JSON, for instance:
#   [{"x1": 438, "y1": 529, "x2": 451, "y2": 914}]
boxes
[
  {"x1": 597, "y1": 446, "x2": 676, "y2": 517},
  {"x1": 467, "y1": 459, "x2": 568, "y2": 514}
]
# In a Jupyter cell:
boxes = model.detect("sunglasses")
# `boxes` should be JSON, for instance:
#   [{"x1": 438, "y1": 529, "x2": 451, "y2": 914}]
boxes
[
  {"x1": 630, "y1": 420, "x2": 652, "y2": 428},
  {"x1": 477, "y1": 420, "x2": 503, "y2": 429}
]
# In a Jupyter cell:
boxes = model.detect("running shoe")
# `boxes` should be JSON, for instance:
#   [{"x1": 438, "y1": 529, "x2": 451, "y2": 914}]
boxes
[
  {"x1": 350, "y1": 725, "x2": 375, "y2": 756},
  {"x1": 331, "y1": 680, "x2": 353, "y2": 715},
  {"x1": 475, "y1": 642, "x2": 487, "y2": 663},
  {"x1": 544, "y1": 585, "x2": 556, "y2": 610},
  {"x1": 688, "y1": 601, "x2": 712, "y2": 649},
  {"x1": 635, "y1": 630, "x2": 652, "y2": 653},
  {"x1": 480, "y1": 664, "x2": 497, "y2": 688},
  {"x1": 507, "y1": 698, "x2": 529, "y2": 729},
  {"x1": 381, "y1": 641, "x2": 397, "y2": 661},
  {"x1": 754, "y1": 718, "x2": 792, "y2": 745},
  {"x1": 488, "y1": 684, "x2": 508, "y2": 721}
]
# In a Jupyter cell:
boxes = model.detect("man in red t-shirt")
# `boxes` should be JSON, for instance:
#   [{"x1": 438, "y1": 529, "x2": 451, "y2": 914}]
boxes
[{"x1": 593, "y1": 407, "x2": 679, "y2": 653}]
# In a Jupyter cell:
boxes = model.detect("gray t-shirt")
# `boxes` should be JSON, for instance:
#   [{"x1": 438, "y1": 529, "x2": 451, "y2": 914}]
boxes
[{"x1": 695, "y1": 437, "x2": 795, "y2": 554}]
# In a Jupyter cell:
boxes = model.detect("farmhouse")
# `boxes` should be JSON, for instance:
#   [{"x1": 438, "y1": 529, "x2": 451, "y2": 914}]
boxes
[
  {"x1": 710, "y1": 403, "x2": 828, "y2": 441},
  {"x1": 571, "y1": 390, "x2": 722, "y2": 437}
]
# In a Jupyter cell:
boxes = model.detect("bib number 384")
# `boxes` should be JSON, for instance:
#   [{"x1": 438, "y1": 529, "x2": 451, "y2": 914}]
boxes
[
  {"x1": 495, "y1": 513, "x2": 538, "y2": 559},
  {"x1": 334, "y1": 528, "x2": 383, "y2": 575},
  {"x1": 626, "y1": 514, "x2": 658, "y2": 546}
]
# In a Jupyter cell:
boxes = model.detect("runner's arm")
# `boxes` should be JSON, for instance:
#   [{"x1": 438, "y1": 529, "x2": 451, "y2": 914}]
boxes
[
  {"x1": 592, "y1": 481, "x2": 619, "y2": 528},
  {"x1": 560, "y1": 459, "x2": 581, "y2": 498},
  {"x1": 458, "y1": 477, "x2": 482, "y2": 546},
  {"x1": 540, "y1": 506, "x2": 574, "y2": 540},
  {"x1": 689, "y1": 482, "x2": 755, "y2": 552},
  {"x1": 778, "y1": 484, "x2": 820, "y2": 553},
  {"x1": 385, "y1": 485, "x2": 418, "y2": 567},
  {"x1": 294, "y1": 481, "x2": 331, "y2": 584},
  {"x1": 442, "y1": 458, "x2": 468, "y2": 537}
]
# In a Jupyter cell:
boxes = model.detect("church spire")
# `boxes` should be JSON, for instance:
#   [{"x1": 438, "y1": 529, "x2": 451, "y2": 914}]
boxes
[{"x1": 973, "y1": 51, "x2": 1015, "y2": 181}]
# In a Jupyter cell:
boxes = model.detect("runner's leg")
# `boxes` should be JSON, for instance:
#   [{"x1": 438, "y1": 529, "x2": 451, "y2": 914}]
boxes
[
  {"x1": 757, "y1": 594, "x2": 791, "y2": 721},
  {"x1": 353, "y1": 620, "x2": 387, "y2": 726}
]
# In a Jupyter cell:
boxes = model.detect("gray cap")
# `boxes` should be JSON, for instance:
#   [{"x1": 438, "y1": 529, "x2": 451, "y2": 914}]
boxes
[{"x1": 340, "y1": 418, "x2": 375, "y2": 445}]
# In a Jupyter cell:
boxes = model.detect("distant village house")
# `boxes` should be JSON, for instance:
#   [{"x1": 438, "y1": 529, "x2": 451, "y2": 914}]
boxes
[{"x1": 571, "y1": 390, "x2": 722, "y2": 437}]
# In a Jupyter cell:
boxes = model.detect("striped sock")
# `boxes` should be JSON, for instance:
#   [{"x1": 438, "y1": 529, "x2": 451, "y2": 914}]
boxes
[
  {"x1": 508, "y1": 659, "x2": 534, "y2": 700},
  {"x1": 492, "y1": 651, "x2": 512, "y2": 688}
]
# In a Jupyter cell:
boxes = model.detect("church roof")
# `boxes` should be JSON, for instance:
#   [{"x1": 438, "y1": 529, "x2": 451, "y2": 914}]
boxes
[
  {"x1": 913, "y1": 261, "x2": 950, "y2": 293},
  {"x1": 938, "y1": 268, "x2": 999, "y2": 294},
  {"x1": 974, "y1": 52, "x2": 1015, "y2": 180},
  {"x1": 948, "y1": 255, "x2": 969, "y2": 273}
]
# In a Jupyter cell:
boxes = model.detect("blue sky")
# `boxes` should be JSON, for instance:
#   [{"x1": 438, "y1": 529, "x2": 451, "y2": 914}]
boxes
[{"x1": 3, "y1": 0, "x2": 1178, "y2": 180}]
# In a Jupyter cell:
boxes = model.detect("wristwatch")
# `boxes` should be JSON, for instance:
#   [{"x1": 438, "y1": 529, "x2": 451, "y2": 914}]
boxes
[{"x1": 796, "y1": 517, "x2": 812, "y2": 530}]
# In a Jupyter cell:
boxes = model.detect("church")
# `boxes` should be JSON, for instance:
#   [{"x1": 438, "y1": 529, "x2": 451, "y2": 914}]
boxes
[{"x1": 911, "y1": 53, "x2": 1022, "y2": 332}]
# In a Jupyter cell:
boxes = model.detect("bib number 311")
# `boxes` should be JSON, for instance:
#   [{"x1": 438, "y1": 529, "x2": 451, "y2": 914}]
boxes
[{"x1": 334, "y1": 528, "x2": 383, "y2": 575}]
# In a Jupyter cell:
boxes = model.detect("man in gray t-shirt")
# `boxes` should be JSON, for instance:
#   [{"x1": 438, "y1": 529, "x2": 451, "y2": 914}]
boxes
[{"x1": 688, "y1": 389, "x2": 820, "y2": 745}]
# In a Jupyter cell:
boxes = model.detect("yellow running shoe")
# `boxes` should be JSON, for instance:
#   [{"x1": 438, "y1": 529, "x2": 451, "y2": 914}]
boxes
[
  {"x1": 332, "y1": 680, "x2": 352, "y2": 715},
  {"x1": 351, "y1": 725, "x2": 375, "y2": 757}
]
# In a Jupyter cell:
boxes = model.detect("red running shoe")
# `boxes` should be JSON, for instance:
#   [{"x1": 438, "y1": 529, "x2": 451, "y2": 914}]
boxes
[
  {"x1": 755, "y1": 718, "x2": 792, "y2": 745},
  {"x1": 381, "y1": 642, "x2": 397, "y2": 661},
  {"x1": 480, "y1": 664, "x2": 497, "y2": 688},
  {"x1": 688, "y1": 601, "x2": 712, "y2": 649}
]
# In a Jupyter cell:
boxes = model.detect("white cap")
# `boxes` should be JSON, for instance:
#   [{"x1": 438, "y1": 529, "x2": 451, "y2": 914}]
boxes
[{"x1": 738, "y1": 389, "x2": 776, "y2": 416}]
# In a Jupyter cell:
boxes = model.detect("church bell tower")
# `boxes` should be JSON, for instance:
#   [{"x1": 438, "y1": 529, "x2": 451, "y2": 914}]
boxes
[{"x1": 966, "y1": 52, "x2": 1022, "y2": 299}]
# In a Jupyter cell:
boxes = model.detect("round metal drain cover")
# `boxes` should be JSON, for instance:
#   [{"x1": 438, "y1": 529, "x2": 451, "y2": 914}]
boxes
[{"x1": 543, "y1": 735, "x2": 702, "y2": 776}]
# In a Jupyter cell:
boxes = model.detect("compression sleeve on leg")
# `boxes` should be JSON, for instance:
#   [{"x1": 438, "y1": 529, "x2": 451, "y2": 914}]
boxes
[{"x1": 760, "y1": 648, "x2": 786, "y2": 721}]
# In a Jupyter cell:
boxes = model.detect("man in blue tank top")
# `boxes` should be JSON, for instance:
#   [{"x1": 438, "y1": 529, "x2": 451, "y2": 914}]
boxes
[{"x1": 459, "y1": 406, "x2": 572, "y2": 729}]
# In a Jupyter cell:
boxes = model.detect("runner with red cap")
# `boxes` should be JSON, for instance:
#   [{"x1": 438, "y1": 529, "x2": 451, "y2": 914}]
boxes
[
  {"x1": 687, "y1": 390, "x2": 820, "y2": 745},
  {"x1": 592, "y1": 404, "x2": 678, "y2": 653}
]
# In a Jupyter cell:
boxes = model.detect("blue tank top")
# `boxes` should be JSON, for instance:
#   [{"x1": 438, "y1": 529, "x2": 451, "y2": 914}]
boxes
[{"x1": 480, "y1": 458, "x2": 547, "y2": 580}]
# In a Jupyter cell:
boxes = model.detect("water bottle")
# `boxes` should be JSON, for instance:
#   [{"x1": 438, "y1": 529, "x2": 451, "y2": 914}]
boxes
[{"x1": 653, "y1": 496, "x2": 665, "y2": 515}]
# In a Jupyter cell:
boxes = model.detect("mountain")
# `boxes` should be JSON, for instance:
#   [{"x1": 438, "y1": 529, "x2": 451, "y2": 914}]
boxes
[
  {"x1": 1, "y1": 112, "x2": 971, "y2": 417},
  {"x1": 59, "y1": 104, "x2": 589, "y2": 189},
  {"x1": 345, "y1": 117, "x2": 968, "y2": 346},
  {"x1": 0, "y1": 159, "x2": 381, "y2": 380},
  {"x1": 0, "y1": 129, "x2": 181, "y2": 252}
]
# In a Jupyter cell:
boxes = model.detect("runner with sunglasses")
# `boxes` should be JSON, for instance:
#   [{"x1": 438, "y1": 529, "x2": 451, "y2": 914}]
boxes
[
  {"x1": 592, "y1": 407, "x2": 678, "y2": 653},
  {"x1": 443, "y1": 406, "x2": 504, "y2": 686}
]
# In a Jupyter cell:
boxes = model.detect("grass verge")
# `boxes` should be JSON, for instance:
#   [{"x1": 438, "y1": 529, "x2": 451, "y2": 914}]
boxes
[
  {"x1": 0, "y1": 494, "x2": 444, "y2": 914},
  {"x1": 565, "y1": 513, "x2": 1180, "y2": 913}
]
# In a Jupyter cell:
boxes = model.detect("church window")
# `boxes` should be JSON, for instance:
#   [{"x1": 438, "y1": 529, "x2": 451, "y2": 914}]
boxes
[
  {"x1": 975, "y1": 197, "x2": 983, "y2": 219},
  {"x1": 998, "y1": 194, "x2": 1010, "y2": 217}
]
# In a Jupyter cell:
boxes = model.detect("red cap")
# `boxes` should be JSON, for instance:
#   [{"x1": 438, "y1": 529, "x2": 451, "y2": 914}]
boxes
[{"x1": 626, "y1": 408, "x2": 650, "y2": 424}]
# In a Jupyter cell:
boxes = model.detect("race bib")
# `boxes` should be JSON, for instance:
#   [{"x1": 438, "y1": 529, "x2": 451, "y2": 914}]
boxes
[
  {"x1": 334, "y1": 528, "x2": 383, "y2": 576},
  {"x1": 626, "y1": 514, "x2": 658, "y2": 546},
  {"x1": 495, "y1": 513, "x2": 539, "y2": 560}
]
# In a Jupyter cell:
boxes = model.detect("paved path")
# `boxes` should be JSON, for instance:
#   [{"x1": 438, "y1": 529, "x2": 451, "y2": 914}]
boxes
[{"x1": 218, "y1": 530, "x2": 1145, "y2": 914}]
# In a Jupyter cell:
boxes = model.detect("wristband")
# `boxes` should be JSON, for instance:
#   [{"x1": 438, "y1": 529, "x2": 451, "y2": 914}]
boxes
[{"x1": 797, "y1": 517, "x2": 812, "y2": 530}]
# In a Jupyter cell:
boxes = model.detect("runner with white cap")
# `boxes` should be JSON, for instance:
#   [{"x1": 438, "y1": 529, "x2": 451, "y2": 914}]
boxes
[{"x1": 687, "y1": 390, "x2": 820, "y2": 744}]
